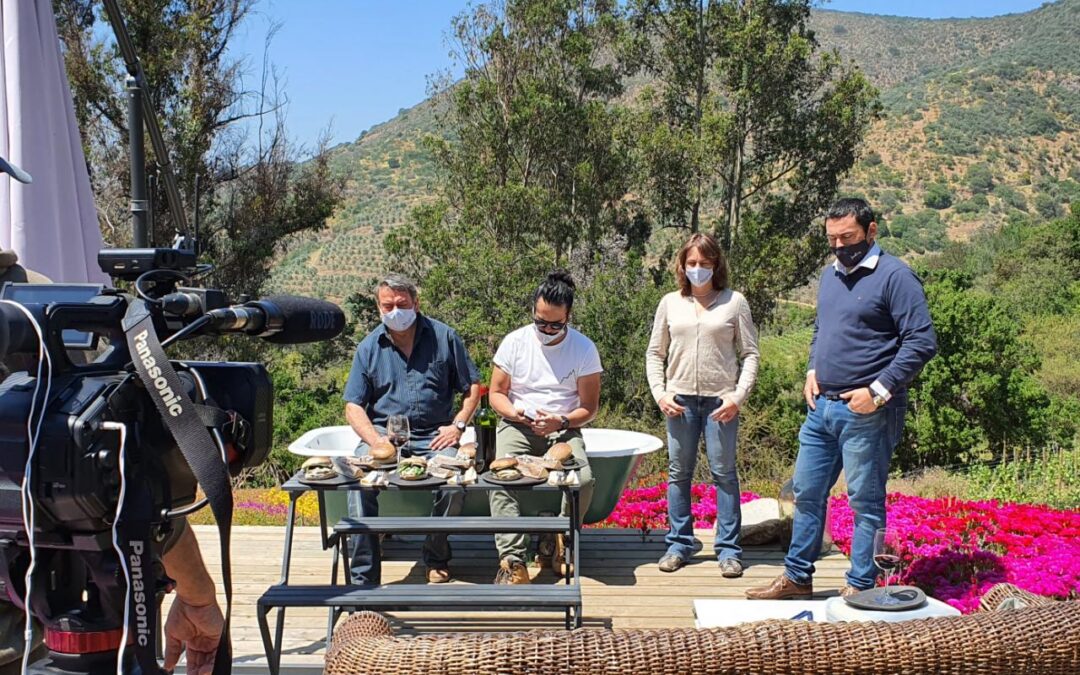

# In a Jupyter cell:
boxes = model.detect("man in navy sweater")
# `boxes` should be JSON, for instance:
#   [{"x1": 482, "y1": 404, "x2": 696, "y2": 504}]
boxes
[{"x1": 747, "y1": 198, "x2": 937, "y2": 600}]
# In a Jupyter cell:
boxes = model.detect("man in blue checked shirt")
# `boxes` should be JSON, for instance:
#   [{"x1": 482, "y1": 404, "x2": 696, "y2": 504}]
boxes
[{"x1": 343, "y1": 274, "x2": 481, "y2": 585}]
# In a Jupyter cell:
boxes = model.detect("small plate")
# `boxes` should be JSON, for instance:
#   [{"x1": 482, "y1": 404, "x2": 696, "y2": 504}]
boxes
[
  {"x1": 389, "y1": 473, "x2": 447, "y2": 489},
  {"x1": 481, "y1": 472, "x2": 546, "y2": 487},
  {"x1": 353, "y1": 459, "x2": 399, "y2": 472},
  {"x1": 556, "y1": 458, "x2": 587, "y2": 472},
  {"x1": 843, "y1": 585, "x2": 927, "y2": 612},
  {"x1": 299, "y1": 472, "x2": 358, "y2": 487}
]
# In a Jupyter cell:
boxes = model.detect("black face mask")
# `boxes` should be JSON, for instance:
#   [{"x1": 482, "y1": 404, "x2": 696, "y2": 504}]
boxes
[{"x1": 833, "y1": 239, "x2": 872, "y2": 269}]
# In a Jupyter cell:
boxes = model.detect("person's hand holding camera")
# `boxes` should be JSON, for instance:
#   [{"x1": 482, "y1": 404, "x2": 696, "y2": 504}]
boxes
[{"x1": 161, "y1": 525, "x2": 223, "y2": 674}]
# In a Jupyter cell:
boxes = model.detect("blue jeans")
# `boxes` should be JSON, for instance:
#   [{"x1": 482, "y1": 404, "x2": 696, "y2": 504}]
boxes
[
  {"x1": 784, "y1": 394, "x2": 907, "y2": 589},
  {"x1": 665, "y1": 395, "x2": 742, "y2": 562},
  {"x1": 347, "y1": 430, "x2": 464, "y2": 584}
]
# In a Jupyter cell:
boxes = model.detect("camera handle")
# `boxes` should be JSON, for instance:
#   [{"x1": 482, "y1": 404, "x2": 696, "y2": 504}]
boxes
[{"x1": 122, "y1": 299, "x2": 233, "y2": 675}]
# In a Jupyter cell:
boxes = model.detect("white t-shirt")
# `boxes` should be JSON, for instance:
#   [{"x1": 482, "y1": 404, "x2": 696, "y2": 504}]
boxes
[{"x1": 493, "y1": 326, "x2": 603, "y2": 417}]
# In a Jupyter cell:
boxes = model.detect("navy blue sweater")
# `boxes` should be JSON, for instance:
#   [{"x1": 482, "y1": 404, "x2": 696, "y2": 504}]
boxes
[{"x1": 809, "y1": 253, "x2": 937, "y2": 397}]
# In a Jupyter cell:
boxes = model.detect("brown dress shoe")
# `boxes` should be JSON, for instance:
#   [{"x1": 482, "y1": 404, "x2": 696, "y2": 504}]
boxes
[{"x1": 745, "y1": 574, "x2": 813, "y2": 600}]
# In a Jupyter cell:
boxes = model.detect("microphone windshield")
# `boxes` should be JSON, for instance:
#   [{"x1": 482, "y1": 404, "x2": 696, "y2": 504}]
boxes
[{"x1": 257, "y1": 295, "x2": 345, "y2": 344}]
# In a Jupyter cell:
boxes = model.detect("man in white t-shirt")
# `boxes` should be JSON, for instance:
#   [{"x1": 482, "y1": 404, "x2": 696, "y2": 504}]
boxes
[{"x1": 487, "y1": 271, "x2": 602, "y2": 584}]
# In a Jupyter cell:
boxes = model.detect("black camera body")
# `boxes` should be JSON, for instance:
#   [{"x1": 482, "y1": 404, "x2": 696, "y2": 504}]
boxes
[{"x1": 0, "y1": 249, "x2": 342, "y2": 674}]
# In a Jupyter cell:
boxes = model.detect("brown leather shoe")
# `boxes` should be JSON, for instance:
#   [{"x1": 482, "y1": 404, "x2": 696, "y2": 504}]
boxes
[
  {"x1": 745, "y1": 574, "x2": 813, "y2": 600},
  {"x1": 840, "y1": 584, "x2": 862, "y2": 598},
  {"x1": 494, "y1": 558, "x2": 531, "y2": 585}
]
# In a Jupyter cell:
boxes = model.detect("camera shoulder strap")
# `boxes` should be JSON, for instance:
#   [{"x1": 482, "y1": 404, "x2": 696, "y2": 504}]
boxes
[
  {"x1": 114, "y1": 463, "x2": 159, "y2": 674},
  {"x1": 123, "y1": 299, "x2": 233, "y2": 675}
]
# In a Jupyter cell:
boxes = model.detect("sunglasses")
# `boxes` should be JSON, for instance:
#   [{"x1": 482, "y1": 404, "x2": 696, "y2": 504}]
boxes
[{"x1": 533, "y1": 317, "x2": 568, "y2": 331}]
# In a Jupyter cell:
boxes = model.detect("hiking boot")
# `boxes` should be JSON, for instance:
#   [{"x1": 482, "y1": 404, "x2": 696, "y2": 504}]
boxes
[
  {"x1": 536, "y1": 532, "x2": 556, "y2": 568},
  {"x1": 719, "y1": 558, "x2": 744, "y2": 578},
  {"x1": 658, "y1": 554, "x2": 685, "y2": 573},
  {"x1": 745, "y1": 574, "x2": 813, "y2": 600},
  {"x1": 553, "y1": 533, "x2": 572, "y2": 578},
  {"x1": 494, "y1": 558, "x2": 530, "y2": 585}
]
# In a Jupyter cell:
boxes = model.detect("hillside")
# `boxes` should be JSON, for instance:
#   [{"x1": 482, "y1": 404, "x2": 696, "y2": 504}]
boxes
[{"x1": 270, "y1": 0, "x2": 1080, "y2": 301}]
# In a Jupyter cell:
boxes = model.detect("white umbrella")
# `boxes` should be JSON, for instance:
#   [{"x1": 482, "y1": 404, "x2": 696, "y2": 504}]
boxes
[{"x1": 0, "y1": 0, "x2": 107, "y2": 283}]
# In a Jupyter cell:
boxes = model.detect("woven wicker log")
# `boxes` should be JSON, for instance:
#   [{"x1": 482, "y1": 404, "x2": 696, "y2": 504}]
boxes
[{"x1": 325, "y1": 587, "x2": 1079, "y2": 674}]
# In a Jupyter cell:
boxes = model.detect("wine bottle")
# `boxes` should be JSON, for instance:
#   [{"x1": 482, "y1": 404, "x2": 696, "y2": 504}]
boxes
[{"x1": 475, "y1": 386, "x2": 499, "y2": 472}]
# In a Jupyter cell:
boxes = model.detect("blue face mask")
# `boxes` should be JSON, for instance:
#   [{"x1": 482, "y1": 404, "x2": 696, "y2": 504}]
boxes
[
  {"x1": 381, "y1": 307, "x2": 417, "y2": 332},
  {"x1": 685, "y1": 265, "x2": 714, "y2": 287}
]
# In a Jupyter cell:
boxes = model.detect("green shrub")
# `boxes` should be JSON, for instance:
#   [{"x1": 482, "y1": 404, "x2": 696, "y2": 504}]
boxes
[
  {"x1": 993, "y1": 184, "x2": 1028, "y2": 211},
  {"x1": 923, "y1": 183, "x2": 954, "y2": 209},
  {"x1": 965, "y1": 163, "x2": 995, "y2": 194}
]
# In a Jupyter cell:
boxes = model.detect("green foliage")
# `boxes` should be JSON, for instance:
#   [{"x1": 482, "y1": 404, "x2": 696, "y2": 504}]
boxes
[
  {"x1": 386, "y1": 0, "x2": 634, "y2": 374},
  {"x1": 923, "y1": 183, "x2": 954, "y2": 209},
  {"x1": 1034, "y1": 193, "x2": 1063, "y2": 220},
  {"x1": 624, "y1": 0, "x2": 880, "y2": 320},
  {"x1": 954, "y1": 195, "x2": 989, "y2": 215},
  {"x1": 967, "y1": 447, "x2": 1080, "y2": 510},
  {"x1": 877, "y1": 209, "x2": 947, "y2": 254},
  {"x1": 965, "y1": 163, "x2": 995, "y2": 194},
  {"x1": 899, "y1": 270, "x2": 1054, "y2": 469},
  {"x1": 573, "y1": 254, "x2": 666, "y2": 417},
  {"x1": 259, "y1": 349, "x2": 351, "y2": 485},
  {"x1": 993, "y1": 184, "x2": 1028, "y2": 211}
]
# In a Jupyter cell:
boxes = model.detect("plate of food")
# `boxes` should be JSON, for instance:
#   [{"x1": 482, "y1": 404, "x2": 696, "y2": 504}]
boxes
[
  {"x1": 353, "y1": 440, "x2": 399, "y2": 471},
  {"x1": 455, "y1": 442, "x2": 478, "y2": 464},
  {"x1": 389, "y1": 457, "x2": 447, "y2": 488},
  {"x1": 300, "y1": 456, "x2": 357, "y2": 486},
  {"x1": 482, "y1": 458, "x2": 547, "y2": 487},
  {"x1": 541, "y1": 442, "x2": 586, "y2": 472}
]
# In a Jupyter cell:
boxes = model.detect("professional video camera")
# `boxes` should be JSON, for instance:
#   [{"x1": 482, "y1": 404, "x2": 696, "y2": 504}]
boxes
[{"x1": 0, "y1": 248, "x2": 345, "y2": 674}]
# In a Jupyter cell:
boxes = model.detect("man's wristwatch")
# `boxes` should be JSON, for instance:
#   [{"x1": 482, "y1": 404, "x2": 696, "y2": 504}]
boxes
[
  {"x1": 871, "y1": 393, "x2": 887, "y2": 408},
  {"x1": 559, "y1": 415, "x2": 570, "y2": 431},
  {"x1": 453, "y1": 420, "x2": 467, "y2": 433}
]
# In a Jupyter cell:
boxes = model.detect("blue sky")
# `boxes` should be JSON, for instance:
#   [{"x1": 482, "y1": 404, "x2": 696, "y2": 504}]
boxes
[{"x1": 228, "y1": 1, "x2": 1050, "y2": 150}]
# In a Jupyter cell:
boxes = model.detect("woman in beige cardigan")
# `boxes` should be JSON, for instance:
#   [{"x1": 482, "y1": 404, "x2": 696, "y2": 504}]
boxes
[{"x1": 646, "y1": 233, "x2": 760, "y2": 577}]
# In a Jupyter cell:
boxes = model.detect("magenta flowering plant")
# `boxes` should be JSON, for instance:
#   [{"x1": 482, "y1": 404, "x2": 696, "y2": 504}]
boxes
[
  {"x1": 827, "y1": 493, "x2": 1080, "y2": 613},
  {"x1": 596, "y1": 480, "x2": 760, "y2": 533}
]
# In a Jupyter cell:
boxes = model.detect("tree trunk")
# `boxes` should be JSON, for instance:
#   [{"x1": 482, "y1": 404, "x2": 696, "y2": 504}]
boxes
[{"x1": 727, "y1": 132, "x2": 743, "y2": 251}]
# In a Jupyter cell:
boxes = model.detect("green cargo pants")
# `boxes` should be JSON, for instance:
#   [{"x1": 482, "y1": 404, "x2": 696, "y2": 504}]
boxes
[{"x1": 489, "y1": 421, "x2": 594, "y2": 563}]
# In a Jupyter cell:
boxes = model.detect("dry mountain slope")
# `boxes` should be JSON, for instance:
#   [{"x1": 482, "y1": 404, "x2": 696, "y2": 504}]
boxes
[{"x1": 270, "y1": 0, "x2": 1080, "y2": 301}]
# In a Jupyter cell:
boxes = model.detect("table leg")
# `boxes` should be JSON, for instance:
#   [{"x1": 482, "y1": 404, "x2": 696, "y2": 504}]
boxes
[
  {"x1": 318, "y1": 490, "x2": 330, "y2": 550},
  {"x1": 268, "y1": 491, "x2": 299, "y2": 673},
  {"x1": 257, "y1": 603, "x2": 276, "y2": 675}
]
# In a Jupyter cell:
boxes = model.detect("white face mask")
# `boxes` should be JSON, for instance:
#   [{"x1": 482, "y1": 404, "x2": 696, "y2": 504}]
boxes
[
  {"x1": 381, "y1": 307, "x2": 417, "y2": 332},
  {"x1": 685, "y1": 265, "x2": 714, "y2": 287},
  {"x1": 534, "y1": 324, "x2": 566, "y2": 346}
]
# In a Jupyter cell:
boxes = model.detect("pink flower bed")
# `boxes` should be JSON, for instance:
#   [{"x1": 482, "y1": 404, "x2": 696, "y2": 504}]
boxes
[
  {"x1": 596, "y1": 482, "x2": 760, "y2": 530},
  {"x1": 827, "y1": 493, "x2": 1080, "y2": 613}
]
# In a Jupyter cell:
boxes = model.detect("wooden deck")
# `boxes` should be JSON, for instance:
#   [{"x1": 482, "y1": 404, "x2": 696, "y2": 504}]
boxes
[{"x1": 167, "y1": 525, "x2": 851, "y2": 672}]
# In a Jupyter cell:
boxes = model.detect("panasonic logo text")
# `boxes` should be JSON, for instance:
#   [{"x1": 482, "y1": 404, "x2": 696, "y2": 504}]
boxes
[
  {"x1": 133, "y1": 329, "x2": 183, "y2": 416},
  {"x1": 128, "y1": 540, "x2": 151, "y2": 646}
]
